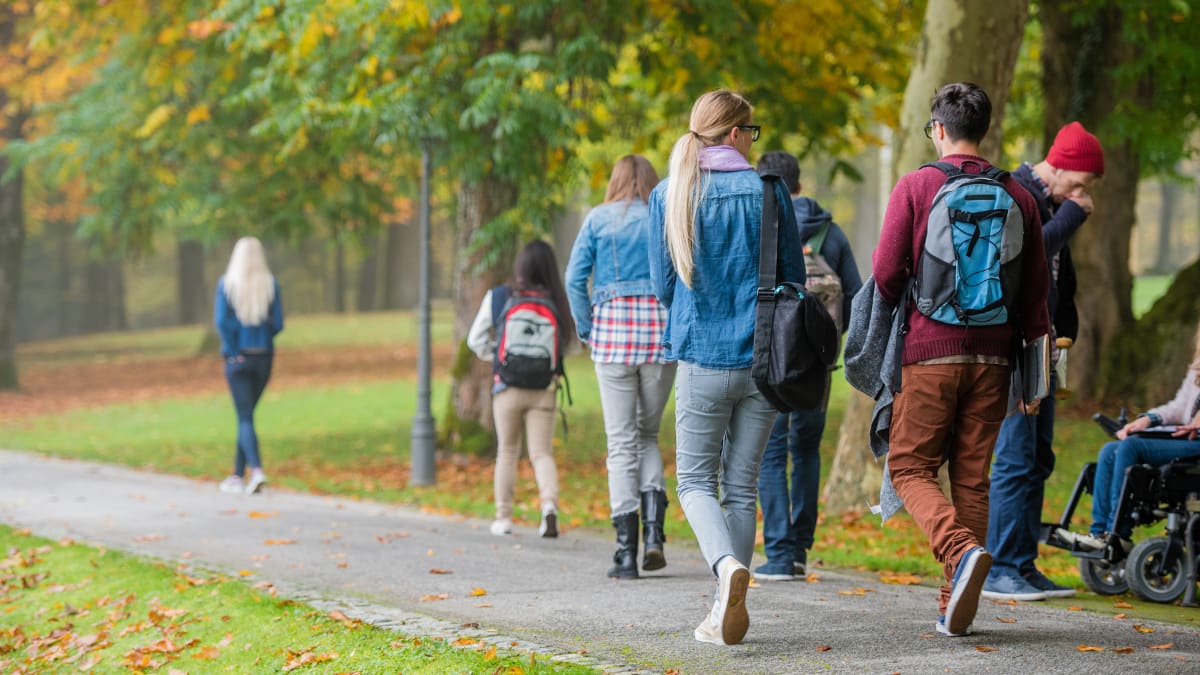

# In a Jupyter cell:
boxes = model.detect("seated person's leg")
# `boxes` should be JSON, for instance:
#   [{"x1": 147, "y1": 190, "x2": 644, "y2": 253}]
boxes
[{"x1": 1090, "y1": 441, "x2": 1120, "y2": 536}]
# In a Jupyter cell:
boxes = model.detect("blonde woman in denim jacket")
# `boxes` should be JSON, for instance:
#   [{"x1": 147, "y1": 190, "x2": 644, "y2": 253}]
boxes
[
  {"x1": 648, "y1": 90, "x2": 804, "y2": 646},
  {"x1": 566, "y1": 155, "x2": 676, "y2": 581}
]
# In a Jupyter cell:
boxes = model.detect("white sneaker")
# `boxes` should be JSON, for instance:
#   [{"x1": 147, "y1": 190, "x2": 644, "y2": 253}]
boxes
[
  {"x1": 218, "y1": 475, "x2": 243, "y2": 494},
  {"x1": 1055, "y1": 528, "x2": 1105, "y2": 551},
  {"x1": 245, "y1": 469, "x2": 267, "y2": 495},
  {"x1": 694, "y1": 556, "x2": 750, "y2": 645},
  {"x1": 490, "y1": 518, "x2": 513, "y2": 536}
]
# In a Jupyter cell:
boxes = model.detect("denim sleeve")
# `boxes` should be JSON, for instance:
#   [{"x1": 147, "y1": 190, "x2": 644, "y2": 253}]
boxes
[
  {"x1": 564, "y1": 218, "x2": 596, "y2": 340},
  {"x1": 774, "y1": 180, "x2": 805, "y2": 285},
  {"x1": 648, "y1": 187, "x2": 676, "y2": 308},
  {"x1": 213, "y1": 279, "x2": 237, "y2": 356},
  {"x1": 270, "y1": 279, "x2": 284, "y2": 336}
]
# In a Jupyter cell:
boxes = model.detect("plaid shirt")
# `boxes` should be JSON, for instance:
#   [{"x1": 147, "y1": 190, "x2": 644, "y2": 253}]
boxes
[{"x1": 588, "y1": 295, "x2": 670, "y2": 365}]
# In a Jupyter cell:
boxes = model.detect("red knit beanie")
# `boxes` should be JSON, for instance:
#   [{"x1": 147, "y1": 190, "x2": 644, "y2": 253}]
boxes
[{"x1": 1046, "y1": 121, "x2": 1104, "y2": 176}]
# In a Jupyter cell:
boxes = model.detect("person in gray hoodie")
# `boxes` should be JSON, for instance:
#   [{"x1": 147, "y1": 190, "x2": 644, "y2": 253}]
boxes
[{"x1": 752, "y1": 151, "x2": 862, "y2": 580}]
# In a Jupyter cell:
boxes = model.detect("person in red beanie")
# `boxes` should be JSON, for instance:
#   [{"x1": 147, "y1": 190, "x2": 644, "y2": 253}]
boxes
[{"x1": 982, "y1": 120, "x2": 1104, "y2": 602}]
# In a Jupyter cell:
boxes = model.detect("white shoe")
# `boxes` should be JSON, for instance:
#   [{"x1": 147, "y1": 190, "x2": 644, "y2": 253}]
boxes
[
  {"x1": 694, "y1": 556, "x2": 750, "y2": 645},
  {"x1": 218, "y1": 475, "x2": 243, "y2": 494},
  {"x1": 1055, "y1": 528, "x2": 1105, "y2": 551},
  {"x1": 245, "y1": 469, "x2": 267, "y2": 495},
  {"x1": 490, "y1": 518, "x2": 513, "y2": 536}
]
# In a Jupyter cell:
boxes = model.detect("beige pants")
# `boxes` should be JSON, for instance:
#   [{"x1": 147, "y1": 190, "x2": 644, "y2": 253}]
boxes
[{"x1": 491, "y1": 385, "x2": 559, "y2": 519}]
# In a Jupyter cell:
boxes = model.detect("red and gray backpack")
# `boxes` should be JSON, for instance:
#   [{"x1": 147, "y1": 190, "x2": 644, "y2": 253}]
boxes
[{"x1": 490, "y1": 285, "x2": 564, "y2": 390}]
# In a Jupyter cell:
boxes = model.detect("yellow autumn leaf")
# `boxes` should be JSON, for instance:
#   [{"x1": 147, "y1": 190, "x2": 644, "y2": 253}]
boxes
[
  {"x1": 297, "y1": 17, "x2": 322, "y2": 58},
  {"x1": 453, "y1": 637, "x2": 478, "y2": 646},
  {"x1": 1149, "y1": 643, "x2": 1175, "y2": 649},
  {"x1": 419, "y1": 593, "x2": 449, "y2": 602},
  {"x1": 975, "y1": 645, "x2": 996, "y2": 652},
  {"x1": 134, "y1": 104, "x2": 175, "y2": 139},
  {"x1": 484, "y1": 645, "x2": 497, "y2": 660},
  {"x1": 238, "y1": 570, "x2": 254, "y2": 577},
  {"x1": 263, "y1": 539, "x2": 296, "y2": 545},
  {"x1": 1133, "y1": 624, "x2": 1154, "y2": 634},
  {"x1": 247, "y1": 511, "x2": 278, "y2": 519},
  {"x1": 185, "y1": 105, "x2": 210, "y2": 126},
  {"x1": 879, "y1": 571, "x2": 922, "y2": 585},
  {"x1": 1112, "y1": 647, "x2": 1135, "y2": 654},
  {"x1": 469, "y1": 588, "x2": 487, "y2": 597},
  {"x1": 1078, "y1": 645, "x2": 1104, "y2": 652}
]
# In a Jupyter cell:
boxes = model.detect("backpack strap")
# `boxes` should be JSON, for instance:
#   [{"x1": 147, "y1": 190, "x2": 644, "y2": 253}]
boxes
[
  {"x1": 806, "y1": 221, "x2": 832, "y2": 256},
  {"x1": 919, "y1": 161, "x2": 961, "y2": 177}
]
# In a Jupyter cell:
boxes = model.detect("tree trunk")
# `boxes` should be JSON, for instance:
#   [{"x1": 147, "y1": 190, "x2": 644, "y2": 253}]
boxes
[
  {"x1": 1042, "y1": 1, "x2": 1144, "y2": 400},
  {"x1": 333, "y1": 238, "x2": 347, "y2": 313},
  {"x1": 0, "y1": 131, "x2": 22, "y2": 389},
  {"x1": 1153, "y1": 178, "x2": 1178, "y2": 274},
  {"x1": 177, "y1": 239, "x2": 207, "y2": 325},
  {"x1": 383, "y1": 220, "x2": 419, "y2": 309},
  {"x1": 824, "y1": 0, "x2": 1029, "y2": 510},
  {"x1": 82, "y1": 255, "x2": 128, "y2": 333},
  {"x1": 443, "y1": 175, "x2": 518, "y2": 454},
  {"x1": 357, "y1": 236, "x2": 379, "y2": 312},
  {"x1": 823, "y1": 390, "x2": 883, "y2": 514}
]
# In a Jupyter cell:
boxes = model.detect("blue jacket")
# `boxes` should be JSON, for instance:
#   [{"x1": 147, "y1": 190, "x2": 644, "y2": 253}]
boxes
[
  {"x1": 648, "y1": 169, "x2": 804, "y2": 369},
  {"x1": 214, "y1": 277, "x2": 284, "y2": 357},
  {"x1": 564, "y1": 200, "x2": 658, "y2": 341},
  {"x1": 794, "y1": 196, "x2": 863, "y2": 329}
]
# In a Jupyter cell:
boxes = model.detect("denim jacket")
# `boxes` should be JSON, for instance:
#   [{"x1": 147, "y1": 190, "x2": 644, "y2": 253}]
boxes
[
  {"x1": 648, "y1": 170, "x2": 804, "y2": 369},
  {"x1": 564, "y1": 200, "x2": 657, "y2": 340},
  {"x1": 214, "y1": 277, "x2": 284, "y2": 357}
]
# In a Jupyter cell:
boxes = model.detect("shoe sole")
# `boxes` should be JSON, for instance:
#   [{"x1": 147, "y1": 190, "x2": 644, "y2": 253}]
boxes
[
  {"x1": 936, "y1": 621, "x2": 968, "y2": 637},
  {"x1": 643, "y1": 549, "x2": 666, "y2": 571},
  {"x1": 946, "y1": 550, "x2": 991, "y2": 635},
  {"x1": 693, "y1": 624, "x2": 725, "y2": 645},
  {"x1": 720, "y1": 566, "x2": 751, "y2": 645},
  {"x1": 980, "y1": 589, "x2": 1046, "y2": 601},
  {"x1": 1040, "y1": 588, "x2": 1076, "y2": 599},
  {"x1": 753, "y1": 573, "x2": 795, "y2": 581}
]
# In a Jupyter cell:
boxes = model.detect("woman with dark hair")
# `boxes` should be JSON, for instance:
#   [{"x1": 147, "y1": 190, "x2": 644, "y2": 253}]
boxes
[
  {"x1": 468, "y1": 240, "x2": 575, "y2": 538},
  {"x1": 649, "y1": 90, "x2": 803, "y2": 645},
  {"x1": 214, "y1": 236, "x2": 284, "y2": 495},
  {"x1": 566, "y1": 155, "x2": 676, "y2": 580}
]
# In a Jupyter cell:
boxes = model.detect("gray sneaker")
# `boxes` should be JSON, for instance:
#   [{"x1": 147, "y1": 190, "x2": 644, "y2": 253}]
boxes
[
  {"x1": 1023, "y1": 569, "x2": 1076, "y2": 598},
  {"x1": 218, "y1": 475, "x2": 243, "y2": 494},
  {"x1": 980, "y1": 574, "x2": 1047, "y2": 601}
]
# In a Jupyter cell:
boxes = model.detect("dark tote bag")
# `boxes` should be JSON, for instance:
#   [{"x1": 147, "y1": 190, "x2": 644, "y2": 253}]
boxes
[{"x1": 751, "y1": 175, "x2": 839, "y2": 412}]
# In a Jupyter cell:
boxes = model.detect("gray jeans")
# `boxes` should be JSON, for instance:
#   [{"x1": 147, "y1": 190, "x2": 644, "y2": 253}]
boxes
[
  {"x1": 674, "y1": 363, "x2": 776, "y2": 575},
  {"x1": 595, "y1": 361, "x2": 677, "y2": 517}
]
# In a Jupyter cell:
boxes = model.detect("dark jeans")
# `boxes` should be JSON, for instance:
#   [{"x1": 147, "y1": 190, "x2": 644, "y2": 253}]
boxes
[
  {"x1": 757, "y1": 408, "x2": 825, "y2": 567},
  {"x1": 1091, "y1": 436, "x2": 1200, "y2": 537},
  {"x1": 986, "y1": 375, "x2": 1056, "y2": 579},
  {"x1": 225, "y1": 353, "x2": 273, "y2": 477}
]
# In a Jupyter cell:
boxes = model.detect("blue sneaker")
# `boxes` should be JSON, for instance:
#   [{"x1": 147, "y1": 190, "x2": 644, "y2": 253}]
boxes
[
  {"x1": 753, "y1": 561, "x2": 795, "y2": 581},
  {"x1": 944, "y1": 546, "x2": 991, "y2": 636},
  {"x1": 980, "y1": 573, "x2": 1046, "y2": 601},
  {"x1": 1023, "y1": 569, "x2": 1075, "y2": 598}
]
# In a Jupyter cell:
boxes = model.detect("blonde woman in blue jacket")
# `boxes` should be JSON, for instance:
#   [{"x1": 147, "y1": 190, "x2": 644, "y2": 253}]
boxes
[
  {"x1": 649, "y1": 90, "x2": 803, "y2": 646},
  {"x1": 214, "y1": 237, "x2": 283, "y2": 495}
]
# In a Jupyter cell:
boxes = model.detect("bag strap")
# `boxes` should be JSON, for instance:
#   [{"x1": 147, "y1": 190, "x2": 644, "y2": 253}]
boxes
[
  {"x1": 758, "y1": 175, "x2": 782, "y2": 291},
  {"x1": 807, "y1": 221, "x2": 831, "y2": 256},
  {"x1": 490, "y1": 284, "x2": 510, "y2": 328}
]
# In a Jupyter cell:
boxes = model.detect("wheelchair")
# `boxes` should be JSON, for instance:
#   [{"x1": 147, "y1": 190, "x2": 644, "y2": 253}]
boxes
[{"x1": 1039, "y1": 412, "x2": 1200, "y2": 605}]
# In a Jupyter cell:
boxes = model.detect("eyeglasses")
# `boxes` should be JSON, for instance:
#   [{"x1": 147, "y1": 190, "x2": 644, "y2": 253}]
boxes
[
  {"x1": 923, "y1": 118, "x2": 939, "y2": 139},
  {"x1": 736, "y1": 125, "x2": 761, "y2": 142}
]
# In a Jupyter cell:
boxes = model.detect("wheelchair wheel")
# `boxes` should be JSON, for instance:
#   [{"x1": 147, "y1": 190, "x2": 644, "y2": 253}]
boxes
[
  {"x1": 1126, "y1": 537, "x2": 1188, "y2": 603},
  {"x1": 1078, "y1": 556, "x2": 1129, "y2": 595}
]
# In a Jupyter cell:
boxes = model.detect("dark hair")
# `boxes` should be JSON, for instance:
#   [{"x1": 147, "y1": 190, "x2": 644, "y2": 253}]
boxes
[
  {"x1": 756, "y1": 151, "x2": 800, "y2": 194},
  {"x1": 930, "y1": 82, "x2": 991, "y2": 144},
  {"x1": 511, "y1": 239, "x2": 576, "y2": 344}
]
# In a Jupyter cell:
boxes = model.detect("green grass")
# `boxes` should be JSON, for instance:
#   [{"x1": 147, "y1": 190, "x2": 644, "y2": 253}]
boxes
[
  {"x1": 0, "y1": 525, "x2": 596, "y2": 674},
  {"x1": 1133, "y1": 273, "x2": 1174, "y2": 318}
]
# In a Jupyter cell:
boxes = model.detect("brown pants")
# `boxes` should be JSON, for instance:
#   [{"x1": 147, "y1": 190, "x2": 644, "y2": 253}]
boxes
[
  {"x1": 887, "y1": 363, "x2": 1009, "y2": 614},
  {"x1": 492, "y1": 385, "x2": 559, "y2": 520}
]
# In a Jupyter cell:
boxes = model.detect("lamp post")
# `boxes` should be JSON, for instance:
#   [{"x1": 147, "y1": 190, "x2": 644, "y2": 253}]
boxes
[{"x1": 409, "y1": 140, "x2": 436, "y2": 486}]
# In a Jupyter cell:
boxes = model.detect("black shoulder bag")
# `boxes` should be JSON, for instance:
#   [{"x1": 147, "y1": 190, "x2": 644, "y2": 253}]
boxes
[{"x1": 751, "y1": 175, "x2": 839, "y2": 412}]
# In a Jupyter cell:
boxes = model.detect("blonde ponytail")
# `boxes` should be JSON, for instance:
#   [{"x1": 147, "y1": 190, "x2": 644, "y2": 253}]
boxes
[{"x1": 662, "y1": 90, "x2": 753, "y2": 289}]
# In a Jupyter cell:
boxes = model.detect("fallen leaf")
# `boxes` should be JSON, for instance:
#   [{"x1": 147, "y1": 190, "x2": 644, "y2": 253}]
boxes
[
  {"x1": 805, "y1": 572, "x2": 820, "y2": 583},
  {"x1": 461, "y1": 622, "x2": 479, "y2": 629},
  {"x1": 195, "y1": 646, "x2": 220, "y2": 659},
  {"x1": 376, "y1": 532, "x2": 410, "y2": 543},
  {"x1": 238, "y1": 570, "x2": 254, "y2": 577},
  {"x1": 1150, "y1": 643, "x2": 1175, "y2": 650},
  {"x1": 919, "y1": 633, "x2": 935, "y2": 639},
  {"x1": 1078, "y1": 645, "x2": 1105, "y2": 652},
  {"x1": 337, "y1": 561, "x2": 349, "y2": 569},
  {"x1": 816, "y1": 645, "x2": 832, "y2": 651},
  {"x1": 473, "y1": 603, "x2": 493, "y2": 608},
  {"x1": 1133, "y1": 624, "x2": 1154, "y2": 634},
  {"x1": 470, "y1": 588, "x2": 487, "y2": 597},
  {"x1": 429, "y1": 568, "x2": 453, "y2": 575},
  {"x1": 453, "y1": 637, "x2": 479, "y2": 646},
  {"x1": 1112, "y1": 647, "x2": 1135, "y2": 654},
  {"x1": 264, "y1": 539, "x2": 297, "y2": 545},
  {"x1": 996, "y1": 617, "x2": 1017, "y2": 623},
  {"x1": 975, "y1": 645, "x2": 996, "y2": 652},
  {"x1": 484, "y1": 645, "x2": 497, "y2": 660},
  {"x1": 879, "y1": 572, "x2": 922, "y2": 585},
  {"x1": 132, "y1": 534, "x2": 166, "y2": 543},
  {"x1": 1113, "y1": 601, "x2": 1133, "y2": 608},
  {"x1": 420, "y1": 593, "x2": 449, "y2": 602},
  {"x1": 1113, "y1": 613, "x2": 1128, "y2": 620},
  {"x1": 247, "y1": 511, "x2": 278, "y2": 519},
  {"x1": 1067, "y1": 606, "x2": 1082, "y2": 611}
]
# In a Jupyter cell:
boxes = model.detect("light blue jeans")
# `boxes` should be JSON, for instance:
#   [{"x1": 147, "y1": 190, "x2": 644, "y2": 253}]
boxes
[
  {"x1": 674, "y1": 363, "x2": 777, "y2": 576},
  {"x1": 595, "y1": 361, "x2": 677, "y2": 517}
]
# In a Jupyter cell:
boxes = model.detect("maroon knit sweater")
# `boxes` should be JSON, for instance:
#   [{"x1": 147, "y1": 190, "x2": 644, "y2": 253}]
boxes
[{"x1": 873, "y1": 154, "x2": 1051, "y2": 364}]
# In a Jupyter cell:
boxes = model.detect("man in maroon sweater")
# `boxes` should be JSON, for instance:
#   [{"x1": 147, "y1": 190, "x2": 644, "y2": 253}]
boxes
[{"x1": 873, "y1": 83, "x2": 1051, "y2": 637}]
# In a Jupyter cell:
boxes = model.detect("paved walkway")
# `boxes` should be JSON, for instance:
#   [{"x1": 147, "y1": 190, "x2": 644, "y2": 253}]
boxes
[{"x1": 1, "y1": 449, "x2": 1198, "y2": 674}]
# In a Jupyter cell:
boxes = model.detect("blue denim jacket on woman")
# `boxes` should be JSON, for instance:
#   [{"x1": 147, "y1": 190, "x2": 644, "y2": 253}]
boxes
[
  {"x1": 648, "y1": 169, "x2": 804, "y2": 370},
  {"x1": 564, "y1": 200, "x2": 657, "y2": 340},
  {"x1": 214, "y1": 277, "x2": 284, "y2": 357}
]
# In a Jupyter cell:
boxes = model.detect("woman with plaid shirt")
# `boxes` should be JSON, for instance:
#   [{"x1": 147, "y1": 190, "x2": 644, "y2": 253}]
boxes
[{"x1": 565, "y1": 155, "x2": 676, "y2": 580}]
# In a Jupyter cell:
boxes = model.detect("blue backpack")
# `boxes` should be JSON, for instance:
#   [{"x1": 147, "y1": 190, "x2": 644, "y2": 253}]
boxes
[{"x1": 913, "y1": 161, "x2": 1024, "y2": 326}]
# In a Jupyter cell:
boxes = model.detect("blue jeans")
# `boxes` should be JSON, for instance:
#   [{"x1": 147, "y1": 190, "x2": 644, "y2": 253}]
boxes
[
  {"x1": 225, "y1": 353, "x2": 273, "y2": 477},
  {"x1": 986, "y1": 376, "x2": 1056, "y2": 579},
  {"x1": 758, "y1": 409, "x2": 825, "y2": 568},
  {"x1": 1091, "y1": 436, "x2": 1200, "y2": 537},
  {"x1": 674, "y1": 363, "x2": 777, "y2": 575}
]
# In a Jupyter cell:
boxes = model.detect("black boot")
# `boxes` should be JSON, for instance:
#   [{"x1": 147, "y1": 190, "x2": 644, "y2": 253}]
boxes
[
  {"x1": 641, "y1": 489, "x2": 668, "y2": 571},
  {"x1": 608, "y1": 512, "x2": 639, "y2": 579}
]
